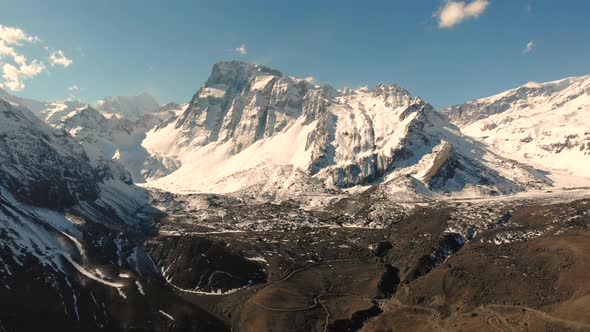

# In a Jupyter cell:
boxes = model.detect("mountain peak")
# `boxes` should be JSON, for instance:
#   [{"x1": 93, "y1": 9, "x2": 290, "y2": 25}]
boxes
[
  {"x1": 96, "y1": 93, "x2": 160, "y2": 120},
  {"x1": 143, "y1": 62, "x2": 549, "y2": 197},
  {"x1": 206, "y1": 61, "x2": 284, "y2": 87}
]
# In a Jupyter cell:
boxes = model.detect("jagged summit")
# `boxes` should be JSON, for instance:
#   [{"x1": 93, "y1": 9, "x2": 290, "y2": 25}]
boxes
[{"x1": 205, "y1": 60, "x2": 284, "y2": 86}]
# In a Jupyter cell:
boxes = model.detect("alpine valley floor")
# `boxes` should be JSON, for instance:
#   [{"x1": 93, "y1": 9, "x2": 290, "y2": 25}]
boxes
[{"x1": 139, "y1": 185, "x2": 590, "y2": 332}]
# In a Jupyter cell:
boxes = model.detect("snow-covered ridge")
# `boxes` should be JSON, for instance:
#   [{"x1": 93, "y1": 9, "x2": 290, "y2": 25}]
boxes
[
  {"x1": 440, "y1": 74, "x2": 590, "y2": 179},
  {"x1": 441, "y1": 74, "x2": 590, "y2": 126},
  {"x1": 49, "y1": 102, "x2": 187, "y2": 183},
  {"x1": 143, "y1": 61, "x2": 550, "y2": 200},
  {"x1": 0, "y1": 87, "x2": 48, "y2": 114},
  {"x1": 0, "y1": 86, "x2": 187, "y2": 184}
]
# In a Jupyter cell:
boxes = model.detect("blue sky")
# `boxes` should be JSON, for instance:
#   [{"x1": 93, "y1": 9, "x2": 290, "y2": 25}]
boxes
[{"x1": 1, "y1": 0, "x2": 589, "y2": 108}]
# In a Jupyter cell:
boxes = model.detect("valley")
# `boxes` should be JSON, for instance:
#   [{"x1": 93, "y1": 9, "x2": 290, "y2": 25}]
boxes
[
  {"x1": 142, "y1": 188, "x2": 590, "y2": 331},
  {"x1": 0, "y1": 61, "x2": 589, "y2": 331}
]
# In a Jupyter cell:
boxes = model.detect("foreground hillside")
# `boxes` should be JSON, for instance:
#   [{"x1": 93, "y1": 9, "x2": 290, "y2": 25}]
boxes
[{"x1": 0, "y1": 99, "x2": 227, "y2": 331}]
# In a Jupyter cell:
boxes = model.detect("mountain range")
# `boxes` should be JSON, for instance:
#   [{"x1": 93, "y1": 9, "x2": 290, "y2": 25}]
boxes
[
  {"x1": 139, "y1": 62, "x2": 555, "y2": 202},
  {"x1": 4, "y1": 61, "x2": 587, "y2": 201},
  {"x1": 0, "y1": 61, "x2": 589, "y2": 331}
]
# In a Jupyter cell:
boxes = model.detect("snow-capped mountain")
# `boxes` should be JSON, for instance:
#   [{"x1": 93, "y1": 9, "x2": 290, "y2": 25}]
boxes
[
  {"x1": 0, "y1": 98, "x2": 175, "y2": 330},
  {"x1": 0, "y1": 87, "x2": 186, "y2": 183},
  {"x1": 96, "y1": 92, "x2": 160, "y2": 120},
  {"x1": 143, "y1": 61, "x2": 549, "y2": 200},
  {"x1": 48, "y1": 102, "x2": 186, "y2": 183},
  {"x1": 441, "y1": 75, "x2": 590, "y2": 178}
]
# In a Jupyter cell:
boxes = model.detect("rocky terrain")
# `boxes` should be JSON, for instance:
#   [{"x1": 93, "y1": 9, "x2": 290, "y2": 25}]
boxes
[{"x1": 141, "y1": 185, "x2": 590, "y2": 331}]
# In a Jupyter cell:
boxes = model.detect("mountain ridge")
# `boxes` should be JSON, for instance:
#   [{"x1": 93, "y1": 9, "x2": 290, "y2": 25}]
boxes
[
  {"x1": 142, "y1": 61, "x2": 550, "y2": 202},
  {"x1": 440, "y1": 74, "x2": 590, "y2": 179}
]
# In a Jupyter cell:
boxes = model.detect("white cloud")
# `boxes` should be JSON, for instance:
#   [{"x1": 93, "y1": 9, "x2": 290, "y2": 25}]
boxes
[
  {"x1": 68, "y1": 85, "x2": 80, "y2": 91},
  {"x1": 0, "y1": 25, "x2": 70, "y2": 91},
  {"x1": 0, "y1": 25, "x2": 45, "y2": 91},
  {"x1": 303, "y1": 76, "x2": 316, "y2": 83},
  {"x1": 0, "y1": 40, "x2": 28, "y2": 66},
  {"x1": 0, "y1": 41, "x2": 17, "y2": 61},
  {"x1": 49, "y1": 49, "x2": 73, "y2": 67},
  {"x1": 435, "y1": 0, "x2": 490, "y2": 28},
  {"x1": 0, "y1": 25, "x2": 39, "y2": 45},
  {"x1": 235, "y1": 44, "x2": 248, "y2": 55},
  {"x1": 523, "y1": 40, "x2": 536, "y2": 54},
  {"x1": 1, "y1": 61, "x2": 45, "y2": 91}
]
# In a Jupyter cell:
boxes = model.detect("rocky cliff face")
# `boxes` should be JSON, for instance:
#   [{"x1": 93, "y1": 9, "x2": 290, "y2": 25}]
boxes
[
  {"x1": 145, "y1": 61, "x2": 549, "y2": 199},
  {"x1": 175, "y1": 61, "x2": 312, "y2": 149}
]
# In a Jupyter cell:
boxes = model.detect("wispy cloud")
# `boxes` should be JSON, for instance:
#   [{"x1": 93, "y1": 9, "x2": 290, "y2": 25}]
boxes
[
  {"x1": 68, "y1": 85, "x2": 80, "y2": 91},
  {"x1": 0, "y1": 24, "x2": 70, "y2": 91},
  {"x1": 435, "y1": 0, "x2": 490, "y2": 29},
  {"x1": 49, "y1": 50, "x2": 73, "y2": 67},
  {"x1": 523, "y1": 40, "x2": 536, "y2": 54},
  {"x1": 235, "y1": 44, "x2": 247, "y2": 55},
  {"x1": 74, "y1": 47, "x2": 85, "y2": 57}
]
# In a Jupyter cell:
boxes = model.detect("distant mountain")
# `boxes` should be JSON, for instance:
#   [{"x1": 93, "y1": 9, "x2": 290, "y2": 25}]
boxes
[
  {"x1": 0, "y1": 88, "x2": 185, "y2": 183},
  {"x1": 48, "y1": 102, "x2": 187, "y2": 183},
  {"x1": 0, "y1": 88, "x2": 162, "y2": 122},
  {"x1": 440, "y1": 75, "x2": 590, "y2": 178},
  {"x1": 95, "y1": 92, "x2": 160, "y2": 120},
  {"x1": 0, "y1": 86, "x2": 48, "y2": 114},
  {"x1": 143, "y1": 61, "x2": 549, "y2": 201}
]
